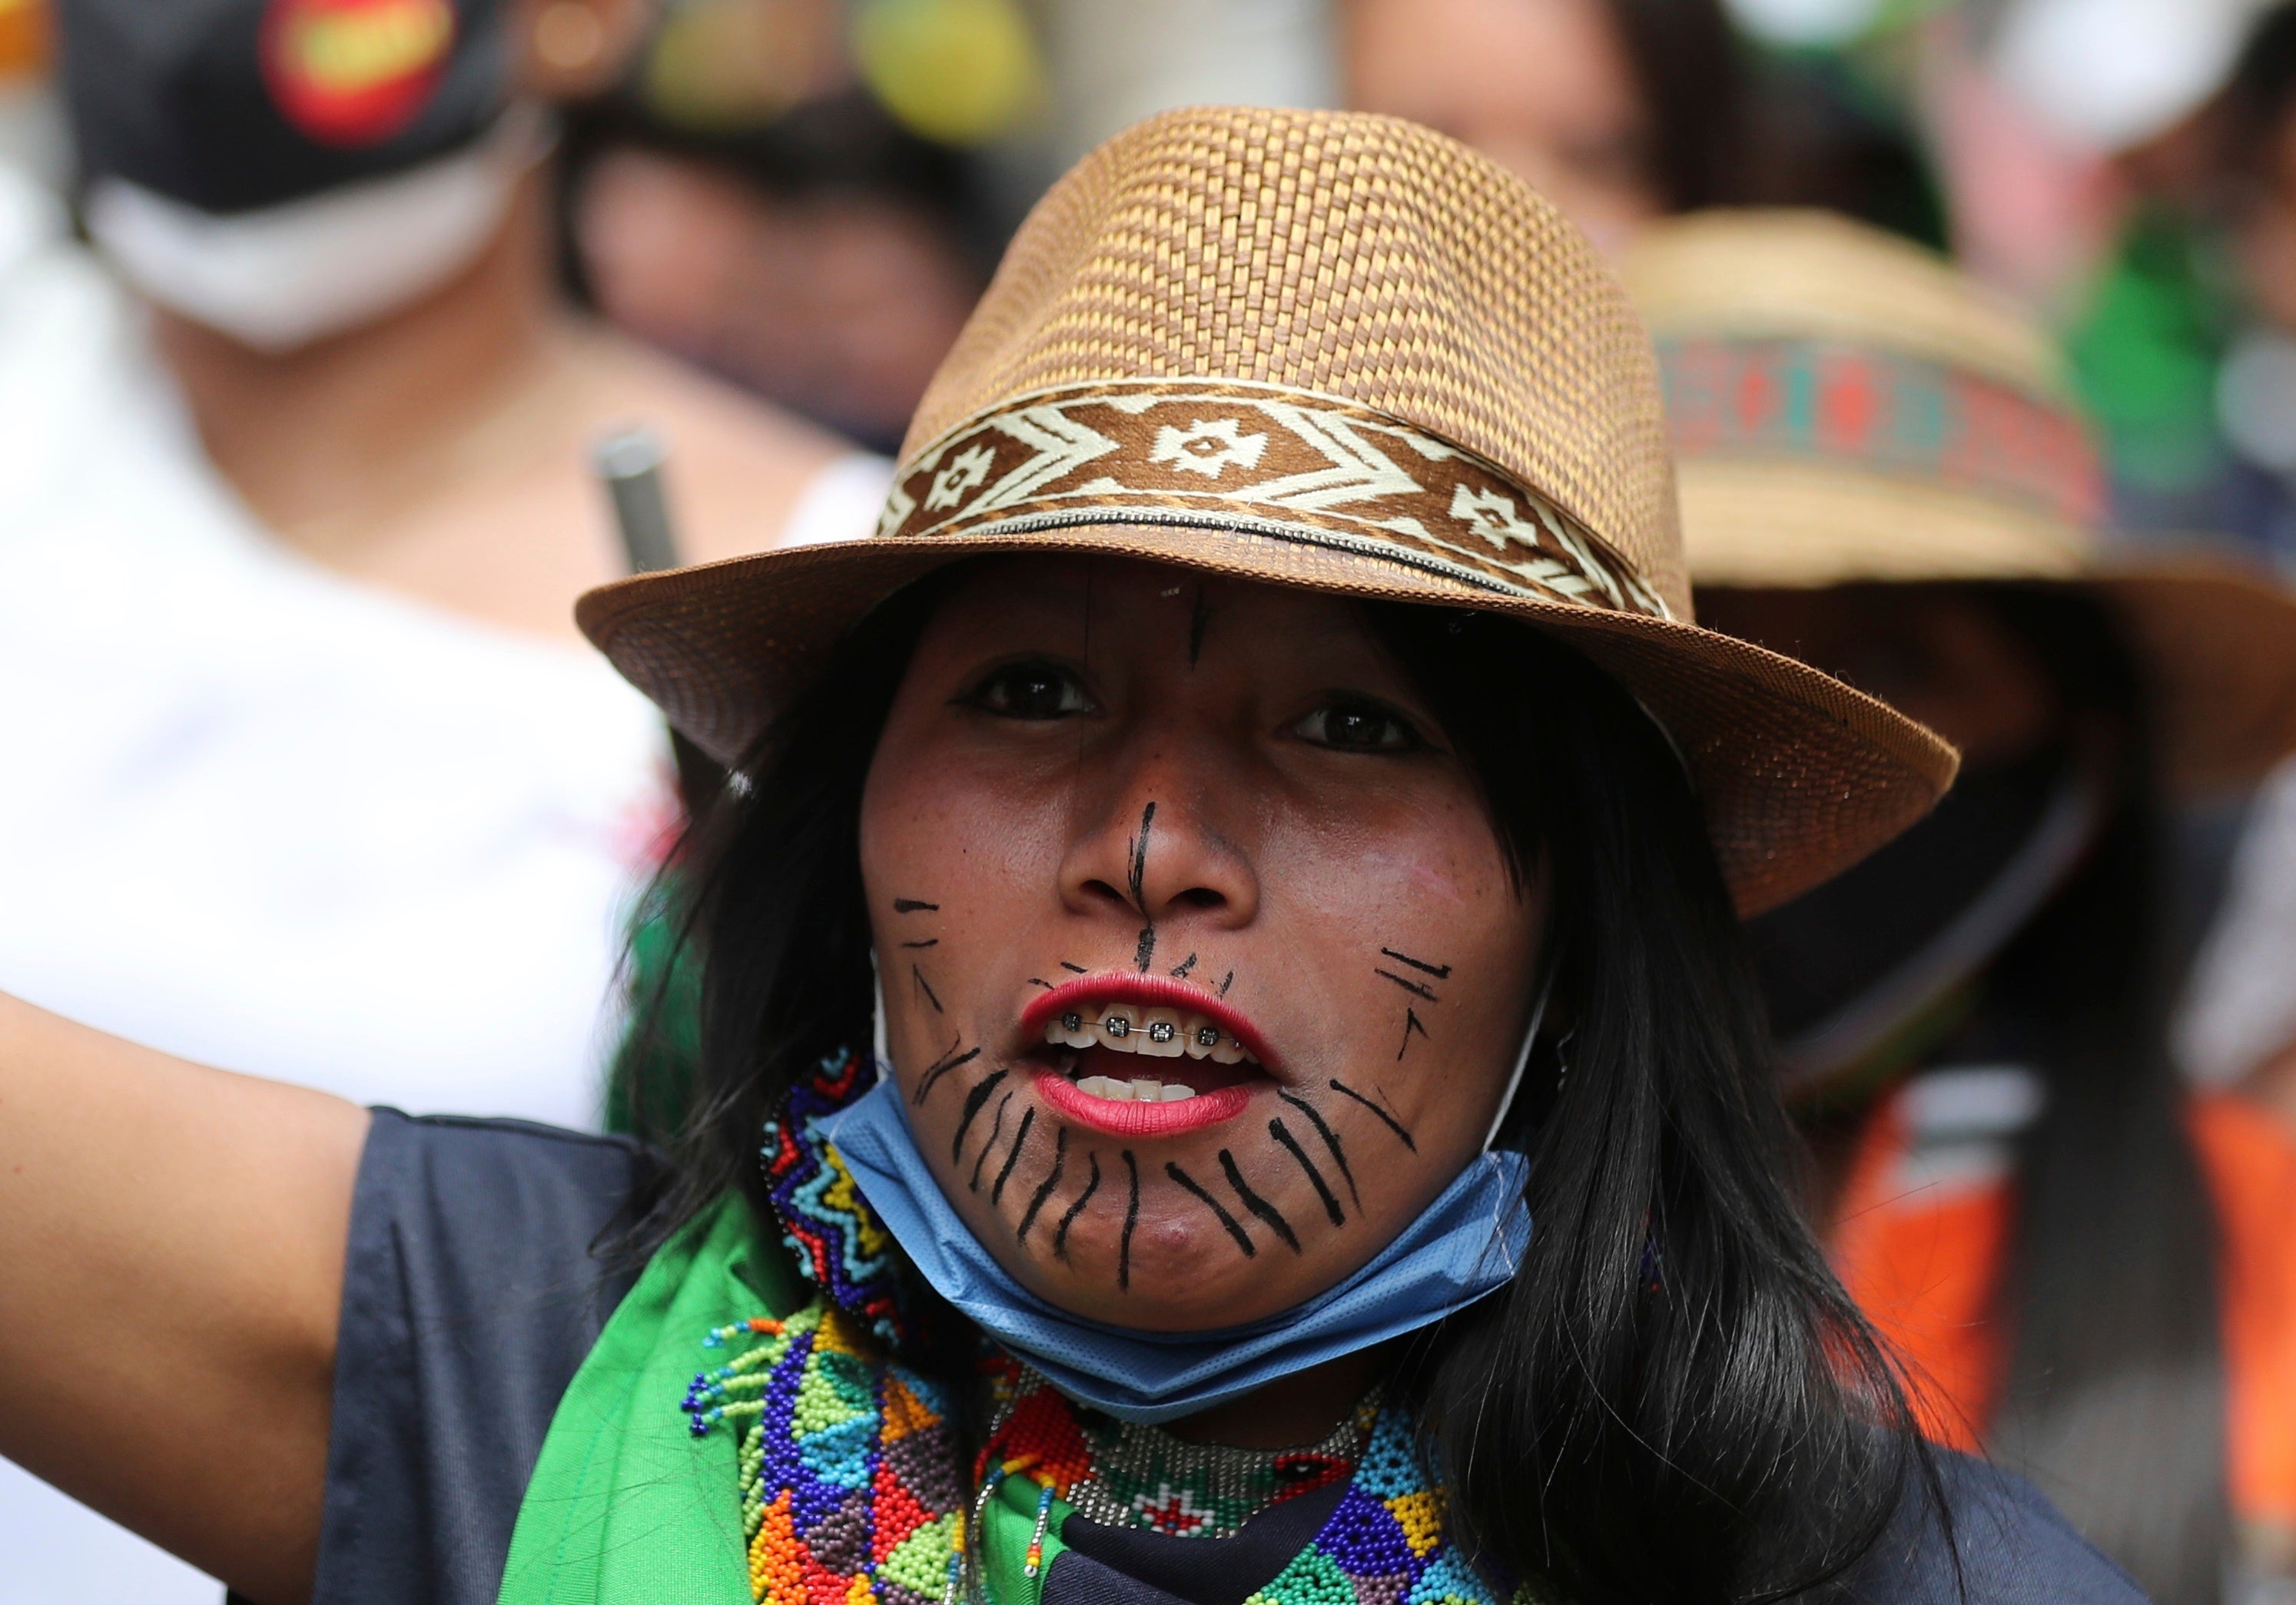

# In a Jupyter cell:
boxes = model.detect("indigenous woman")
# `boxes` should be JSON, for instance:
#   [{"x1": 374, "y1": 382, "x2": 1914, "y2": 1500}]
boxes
[
  {"x1": 0, "y1": 112, "x2": 2142, "y2": 1605},
  {"x1": 1624, "y1": 209, "x2": 2296, "y2": 1605}
]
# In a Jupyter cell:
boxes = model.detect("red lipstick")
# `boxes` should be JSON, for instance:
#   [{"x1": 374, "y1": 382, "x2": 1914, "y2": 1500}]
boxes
[
  {"x1": 1036, "y1": 1073, "x2": 1253, "y2": 1137},
  {"x1": 1020, "y1": 973, "x2": 1272, "y2": 1139}
]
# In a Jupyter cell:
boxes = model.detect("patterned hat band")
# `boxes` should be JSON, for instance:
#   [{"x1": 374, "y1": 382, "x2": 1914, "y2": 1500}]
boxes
[
  {"x1": 1655, "y1": 336, "x2": 2105, "y2": 532},
  {"x1": 875, "y1": 377, "x2": 1674, "y2": 622}
]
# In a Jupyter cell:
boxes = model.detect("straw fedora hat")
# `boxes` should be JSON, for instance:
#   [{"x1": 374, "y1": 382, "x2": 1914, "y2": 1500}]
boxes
[
  {"x1": 1621, "y1": 207, "x2": 2296, "y2": 798},
  {"x1": 577, "y1": 108, "x2": 1956, "y2": 915}
]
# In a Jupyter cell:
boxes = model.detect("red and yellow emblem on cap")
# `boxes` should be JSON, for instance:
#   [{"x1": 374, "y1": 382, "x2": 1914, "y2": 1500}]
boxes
[{"x1": 261, "y1": 0, "x2": 456, "y2": 148}]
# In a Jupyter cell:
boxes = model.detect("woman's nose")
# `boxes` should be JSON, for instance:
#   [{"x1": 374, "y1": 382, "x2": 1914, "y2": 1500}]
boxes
[{"x1": 1056, "y1": 757, "x2": 1259, "y2": 939}]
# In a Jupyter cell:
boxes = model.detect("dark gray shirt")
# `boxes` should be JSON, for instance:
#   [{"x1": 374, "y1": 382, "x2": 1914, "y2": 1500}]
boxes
[{"x1": 308, "y1": 1110, "x2": 2151, "y2": 1605}]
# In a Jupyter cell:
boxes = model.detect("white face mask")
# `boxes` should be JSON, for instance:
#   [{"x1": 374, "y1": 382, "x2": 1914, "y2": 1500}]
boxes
[{"x1": 83, "y1": 104, "x2": 549, "y2": 353}]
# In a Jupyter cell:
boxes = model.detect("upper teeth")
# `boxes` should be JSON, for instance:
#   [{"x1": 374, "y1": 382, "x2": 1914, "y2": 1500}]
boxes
[{"x1": 1046, "y1": 1004, "x2": 1252, "y2": 1064}]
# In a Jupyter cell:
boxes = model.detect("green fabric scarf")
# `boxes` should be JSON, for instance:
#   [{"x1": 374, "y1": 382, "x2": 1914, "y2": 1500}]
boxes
[
  {"x1": 494, "y1": 1195, "x2": 1070, "y2": 1605},
  {"x1": 496, "y1": 1196, "x2": 788, "y2": 1605}
]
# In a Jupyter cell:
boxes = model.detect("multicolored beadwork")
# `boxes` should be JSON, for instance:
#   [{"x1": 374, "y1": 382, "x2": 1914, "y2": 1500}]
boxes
[
  {"x1": 974, "y1": 1362, "x2": 1515, "y2": 1603},
  {"x1": 758, "y1": 1050, "x2": 907, "y2": 1345},
  {"x1": 977, "y1": 1359, "x2": 1365, "y2": 1540},
  {"x1": 1241, "y1": 1406, "x2": 1514, "y2": 1605},
  {"x1": 685, "y1": 1299, "x2": 966, "y2": 1605}
]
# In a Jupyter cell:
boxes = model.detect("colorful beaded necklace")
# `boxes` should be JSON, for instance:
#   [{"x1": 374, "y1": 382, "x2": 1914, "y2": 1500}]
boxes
[
  {"x1": 977, "y1": 1357, "x2": 1372, "y2": 1540},
  {"x1": 684, "y1": 1050, "x2": 1525, "y2": 1604}
]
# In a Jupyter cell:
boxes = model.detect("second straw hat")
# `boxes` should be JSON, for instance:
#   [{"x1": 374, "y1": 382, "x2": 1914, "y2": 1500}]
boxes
[
  {"x1": 578, "y1": 108, "x2": 1956, "y2": 914},
  {"x1": 1623, "y1": 207, "x2": 2296, "y2": 796}
]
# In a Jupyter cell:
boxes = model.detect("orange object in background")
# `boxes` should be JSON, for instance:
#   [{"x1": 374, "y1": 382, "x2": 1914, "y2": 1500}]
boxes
[
  {"x1": 1833, "y1": 1089, "x2": 2296, "y2": 1533},
  {"x1": 0, "y1": 0, "x2": 47, "y2": 77}
]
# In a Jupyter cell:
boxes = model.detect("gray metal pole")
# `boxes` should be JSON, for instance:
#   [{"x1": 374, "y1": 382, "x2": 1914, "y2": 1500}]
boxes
[{"x1": 592, "y1": 425, "x2": 681, "y2": 575}]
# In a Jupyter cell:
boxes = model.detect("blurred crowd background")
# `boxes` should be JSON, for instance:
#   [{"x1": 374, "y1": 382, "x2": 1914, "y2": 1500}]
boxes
[{"x1": 6, "y1": 0, "x2": 2296, "y2": 1599}]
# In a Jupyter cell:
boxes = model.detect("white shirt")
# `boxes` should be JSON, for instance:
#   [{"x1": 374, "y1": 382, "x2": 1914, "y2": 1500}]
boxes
[{"x1": 0, "y1": 167, "x2": 888, "y2": 1602}]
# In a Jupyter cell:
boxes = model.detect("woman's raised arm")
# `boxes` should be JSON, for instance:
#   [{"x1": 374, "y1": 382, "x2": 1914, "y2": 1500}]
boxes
[{"x1": 0, "y1": 992, "x2": 368, "y2": 1603}]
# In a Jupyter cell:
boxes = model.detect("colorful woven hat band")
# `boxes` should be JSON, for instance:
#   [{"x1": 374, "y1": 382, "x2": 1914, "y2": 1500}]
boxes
[
  {"x1": 1654, "y1": 335, "x2": 2105, "y2": 536},
  {"x1": 880, "y1": 377, "x2": 1673, "y2": 622}
]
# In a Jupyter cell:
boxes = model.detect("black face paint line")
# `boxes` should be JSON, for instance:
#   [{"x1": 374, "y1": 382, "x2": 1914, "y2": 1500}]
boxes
[
  {"x1": 1277, "y1": 1090, "x2": 1360, "y2": 1209},
  {"x1": 893, "y1": 898, "x2": 941, "y2": 914},
  {"x1": 1060, "y1": 961, "x2": 1089, "y2": 975},
  {"x1": 1187, "y1": 584, "x2": 1212, "y2": 668},
  {"x1": 912, "y1": 1041, "x2": 981, "y2": 1107},
  {"x1": 1119, "y1": 1151, "x2": 1140, "y2": 1292},
  {"x1": 1219, "y1": 970, "x2": 1234, "y2": 998},
  {"x1": 1218, "y1": 1150, "x2": 1299, "y2": 1253},
  {"x1": 969, "y1": 1091, "x2": 1014, "y2": 1191},
  {"x1": 1328, "y1": 1078, "x2": 1418, "y2": 1152},
  {"x1": 1269, "y1": 1117, "x2": 1345, "y2": 1227},
  {"x1": 949, "y1": 1067, "x2": 1010, "y2": 1162},
  {"x1": 1169, "y1": 953, "x2": 1198, "y2": 980},
  {"x1": 1128, "y1": 801, "x2": 1158, "y2": 973},
  {"x1": 1027, "y1": 977, "x2": 1057, "y2": 991},
  {"x1": 1395, "y1": 1007, "x2": 1430, "y2": 1061},
  {"x1": 1166, "y1": 1161, "x2": 1256, "y2": 1258},
  {"x1": 912, "y1": 964, "x2": 943, "y2": 1014},
  {"x1": 1375, "y1": 968, "x2": 1441, "y2": 1003},
  {"x1": 1053, "y1": 1151, "x2": 1103, "y2": 1262},
  {"x1": 1127, "y1": 803, "x2": 1156, "y2": 911},
  {"x1": 1015, "y1": 1127, "x2": 1068, "y2": 1244},
  {"x1": 901, "y1": 939, "x2": 939, "y2": 950},
  {"x1": 990, "y1": 1107, "x2": 1037, "y2": 1207},
  {"x1": 1379, "y1": 947, "x2": 1454, "y2": 980}
]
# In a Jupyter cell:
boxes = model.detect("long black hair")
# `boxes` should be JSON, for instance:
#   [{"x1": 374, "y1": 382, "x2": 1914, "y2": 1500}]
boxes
[
  {"x1": 1979, "y1": 589, "x2": 2228, "y2": 1605},
  {"x1": 622, "y1": 565, "x2": 1930, "y2": 1603}
]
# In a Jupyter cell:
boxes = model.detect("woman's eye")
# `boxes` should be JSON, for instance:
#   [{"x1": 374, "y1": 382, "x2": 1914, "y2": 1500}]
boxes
[
  {"x1": 1292, "y1": 697, "x2": 1422, "y2": 752},
  {"x1": 962, "y1": 661, "x2": 1094, "y2": 720}
]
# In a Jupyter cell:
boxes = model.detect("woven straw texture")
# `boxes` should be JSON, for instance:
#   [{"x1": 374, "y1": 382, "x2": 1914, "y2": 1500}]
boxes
[
  {"x1": 1625, "y1": 207, "x2": 2296, "y2": 794},
  {"x1": 579, "y1": 109, "x2": 1963, "y2": 912},
  {"x1": 904, "y1": 106, "x2": 1690, "y2": 617}
]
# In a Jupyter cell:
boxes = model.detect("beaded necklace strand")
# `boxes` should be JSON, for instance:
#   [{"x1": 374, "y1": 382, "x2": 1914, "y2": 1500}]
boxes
[{"x1": 975, "y1": 1358, "x2": 1373, "y2": 1540}]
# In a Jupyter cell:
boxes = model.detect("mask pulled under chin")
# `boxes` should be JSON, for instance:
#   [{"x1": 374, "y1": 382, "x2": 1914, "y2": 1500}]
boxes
[
  {"x1": 85, "y1": 105, "x2": 550, "y2": 353},
  {"x1": 826, "y1": 1074, "x2": 1531, "y2": 1424}
]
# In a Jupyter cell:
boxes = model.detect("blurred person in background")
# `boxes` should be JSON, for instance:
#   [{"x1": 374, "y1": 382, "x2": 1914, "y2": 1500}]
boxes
[
  {"x1": 1913, "y1": 0, "x2": 2288, "y2": 555},
  {"x1": 1625, "y1": 209, "x2": 2296, "y2": 1605},
  {"x1": 2205, "y1": 2, "x2": 2296, "y2": 569},
  {"x1": 1340, "y1": 0, "x2": 1764, "y2": 252},
  {"x1": 1339, "y1": 0, "x2": 1943, "y2": 254},
  {"x1": 0, "y1": 2, "x2": 883, "y2": 1593},
  {"x1": 560, "y1": 0, "x2": 1003, "y2": 455},
  {"x1": 560, "y1": 0, "x2": 1342, "y2": 453},
  {"x1": 62, "y1": 0, "x2": 881, "y2": 644},
  {"x1": 15, "y1": 0, "x2": 904, "y2": 1117},
  {"x1": 568, "y1": 98, "x2": 982, "y2": 455},
  {"x1": 2150, "y1": 0, "x2": 2296, "y2": 1186}
]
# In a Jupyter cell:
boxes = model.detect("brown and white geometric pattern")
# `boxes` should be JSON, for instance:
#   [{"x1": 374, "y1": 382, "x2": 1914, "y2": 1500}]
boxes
[{"x1": 878, "y1": 379, "x2": 1671, "y2": 621}]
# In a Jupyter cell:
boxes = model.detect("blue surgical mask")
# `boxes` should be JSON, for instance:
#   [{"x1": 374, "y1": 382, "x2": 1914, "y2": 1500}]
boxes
[{"x1": 826, "y1": 1076, "x2": 1531, "y2": 1424}]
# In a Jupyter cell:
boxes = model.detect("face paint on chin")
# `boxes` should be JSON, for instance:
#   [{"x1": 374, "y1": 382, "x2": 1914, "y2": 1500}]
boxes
[{"x1": 858, "y1": 556, "x2": 1543, "y2": 1331}]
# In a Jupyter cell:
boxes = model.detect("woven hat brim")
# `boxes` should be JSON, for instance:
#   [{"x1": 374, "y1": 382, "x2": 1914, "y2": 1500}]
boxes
[
  {"x1": 1677, "y1": 463, "x2": 2296, "y2": 794},
  {"x1": 577, "y1": 526, "x2": 1959, "y2": 917}
]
